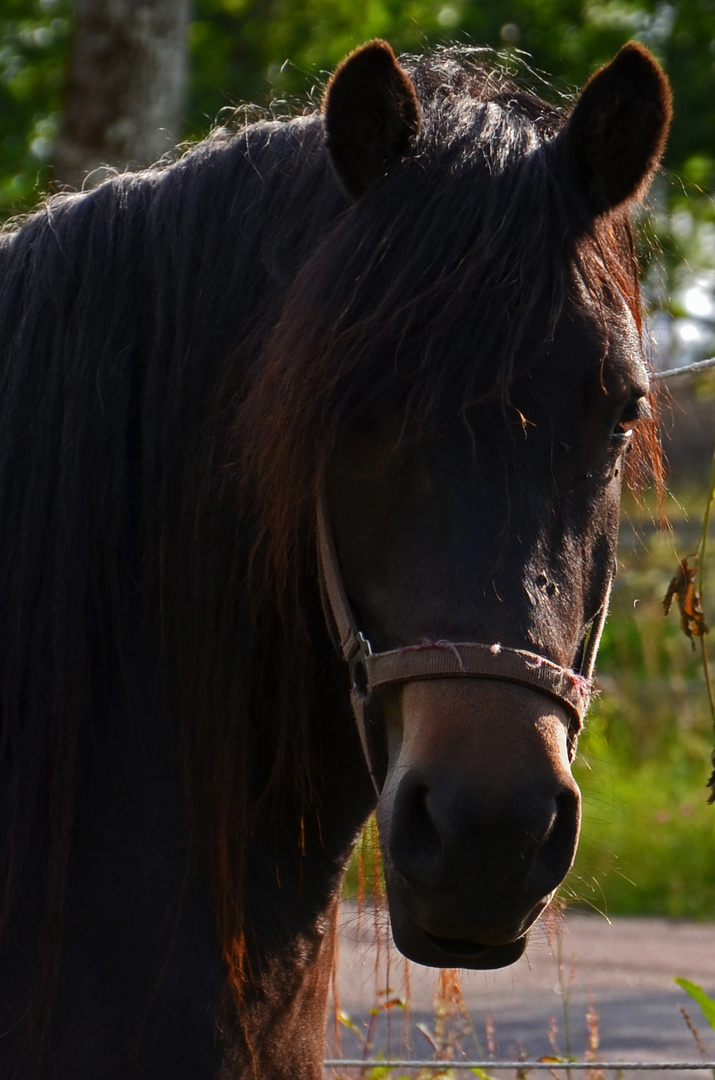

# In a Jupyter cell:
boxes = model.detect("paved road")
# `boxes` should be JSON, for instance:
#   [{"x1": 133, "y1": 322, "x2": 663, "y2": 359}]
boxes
[{"x1": 326, "y1": 904, "x2": 715, "y2": 1077}]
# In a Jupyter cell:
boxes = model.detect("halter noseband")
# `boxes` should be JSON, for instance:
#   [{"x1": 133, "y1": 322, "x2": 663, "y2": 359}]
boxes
[{"x1": 317, "y1": 493, "x2": 610, "y2": 792}]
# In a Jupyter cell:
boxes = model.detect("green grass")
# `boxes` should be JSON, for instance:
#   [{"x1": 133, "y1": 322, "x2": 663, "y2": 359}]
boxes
[
  {"x1": 571, "y1": 703, "x2": 715, "y2": 918},
  {"x1": 568, "y1": 494, "x2": 715, "y2": 919}
]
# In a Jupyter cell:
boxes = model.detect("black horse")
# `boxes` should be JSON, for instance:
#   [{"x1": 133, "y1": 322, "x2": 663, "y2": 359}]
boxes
[{"x1": 0, "y1": 39, "x2": 670, "y2": 1079}]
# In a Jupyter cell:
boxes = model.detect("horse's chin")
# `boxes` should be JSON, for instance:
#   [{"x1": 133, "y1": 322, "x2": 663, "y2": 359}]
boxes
[{"x1": 388, "y1": 905, "x2": 529, "y2": 970}]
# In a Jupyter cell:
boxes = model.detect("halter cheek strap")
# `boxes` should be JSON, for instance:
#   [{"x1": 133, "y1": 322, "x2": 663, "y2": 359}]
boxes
[{"x1": 317, "y1": 494, "x2": 607, "y2": 792}]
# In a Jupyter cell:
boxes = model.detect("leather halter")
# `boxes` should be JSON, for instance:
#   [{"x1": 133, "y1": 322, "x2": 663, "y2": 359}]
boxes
[{"x1": 317, "y1": 493, "x2": 610, "y2": 792}]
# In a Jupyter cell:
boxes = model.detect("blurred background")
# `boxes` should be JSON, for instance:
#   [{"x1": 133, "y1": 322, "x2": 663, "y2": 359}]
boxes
[{"x1": 2, "y1": 0, "x2": 715, "y2": 921}]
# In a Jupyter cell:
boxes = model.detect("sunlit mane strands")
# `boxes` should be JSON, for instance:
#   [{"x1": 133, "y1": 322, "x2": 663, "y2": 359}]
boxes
[{"x1": 0, "y1": 41, "x2": 670, "y2": 1079}]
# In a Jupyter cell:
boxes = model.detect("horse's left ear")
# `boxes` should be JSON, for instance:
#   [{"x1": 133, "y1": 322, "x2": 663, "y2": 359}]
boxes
[
  {"x1": 324, "y1": 40, "x2": 421, "y2": 198},
  {"x1": 554, "y1": 42, "x2": 672, "y2": 215}
]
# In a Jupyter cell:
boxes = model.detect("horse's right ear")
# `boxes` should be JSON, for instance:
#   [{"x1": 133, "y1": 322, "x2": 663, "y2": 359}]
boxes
[
  {"x1": 324, "y1": 40, "x2": 421, "y2": 199},
  {"x1": 554, "y1": 42, "x2": 672, "y2": 216}
]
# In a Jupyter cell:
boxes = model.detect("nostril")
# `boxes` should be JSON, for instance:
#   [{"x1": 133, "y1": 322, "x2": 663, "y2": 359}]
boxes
[
  {"x1": 526, "y1": 787, "x2": 580, "y2": 900},
  {"x1": 389, "y1": 777, "x2": 442, "y2": 891}
]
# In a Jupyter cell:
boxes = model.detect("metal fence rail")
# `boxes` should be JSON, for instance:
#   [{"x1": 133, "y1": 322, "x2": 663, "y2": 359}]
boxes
[{"x1": 325, "y1": 1061, "x2": 715, "y2": 1071}]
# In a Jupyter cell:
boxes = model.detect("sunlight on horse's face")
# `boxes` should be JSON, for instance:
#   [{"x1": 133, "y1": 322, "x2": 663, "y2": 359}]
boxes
[{"x1": 327, "y1": 291, "x2": 648, "y2": 969}]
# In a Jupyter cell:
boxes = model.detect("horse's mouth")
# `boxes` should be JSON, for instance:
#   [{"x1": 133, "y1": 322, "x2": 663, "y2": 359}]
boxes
[
  {"x1": 423, "y1": 932, "x2": 492, "y2": 957},
  {"x1": 420, "y1": 930, "x2": 528, "y2": 968},
  {"x1": 389, "y1": 905, "x2": 529, "y2": 970}
]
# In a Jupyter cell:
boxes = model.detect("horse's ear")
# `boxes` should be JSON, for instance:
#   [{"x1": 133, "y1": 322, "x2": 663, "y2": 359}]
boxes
[
  {"x1": 324, "y1": 40, "x2": 421, "y2": 198},
  {"x1": 554, "y1": 42, "x2": 672, "y2": 215}
]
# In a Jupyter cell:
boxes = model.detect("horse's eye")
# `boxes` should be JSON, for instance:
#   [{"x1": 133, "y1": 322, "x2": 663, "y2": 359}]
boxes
[{"x1": 611, "y1": 393, "x2": 649, "y2": 446}]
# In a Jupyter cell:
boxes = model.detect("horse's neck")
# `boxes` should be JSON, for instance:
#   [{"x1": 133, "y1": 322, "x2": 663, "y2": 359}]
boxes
[
  {"x1": 220, "y1": 905, "x2": 339, "y2": 1079},
  {"x1": 221, "y1": 669, "x2": 373, "y2": 1077}
]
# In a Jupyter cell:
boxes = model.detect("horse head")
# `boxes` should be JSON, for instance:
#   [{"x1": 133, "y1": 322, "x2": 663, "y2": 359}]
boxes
[{"x1": 317, "y1": 40, "x2": 671, "y2": 970}]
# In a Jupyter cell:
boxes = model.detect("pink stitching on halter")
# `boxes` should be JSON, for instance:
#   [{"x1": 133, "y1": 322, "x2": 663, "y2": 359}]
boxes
[
  {"x1": 400, "y1": 639, "x2": 458, "y2": 652},
  {"x1": 435, "y1": 640, "x2": 466, "y2": 669},
  {"x1": 399, "y1": 639, "x2": 466, "y2": 669},
  {"x1": 489, "y1": 643, "x2": 501, "y2": 655},
  {"x1": 569, "y1": 672, "x2": 592, "y2": 696},
  {"x1": 399, "y1": 639, "x2": 439, "y2": 652}
]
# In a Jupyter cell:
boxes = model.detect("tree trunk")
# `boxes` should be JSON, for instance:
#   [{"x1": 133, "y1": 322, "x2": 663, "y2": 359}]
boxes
[{"x1": 53, "y1": 0, "x2": 190, "y2": 189}]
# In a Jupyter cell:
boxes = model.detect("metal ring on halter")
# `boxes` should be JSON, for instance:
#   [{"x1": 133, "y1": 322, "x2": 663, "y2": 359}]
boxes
[{"x1": 347, "y1": 632, "x2": 373, "y2": 703}]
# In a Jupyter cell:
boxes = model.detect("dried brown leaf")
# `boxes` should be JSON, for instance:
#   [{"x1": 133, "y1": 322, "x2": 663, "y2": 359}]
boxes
[{"x1": 664, "y1": 557, "x2": 708, "y2": 647}]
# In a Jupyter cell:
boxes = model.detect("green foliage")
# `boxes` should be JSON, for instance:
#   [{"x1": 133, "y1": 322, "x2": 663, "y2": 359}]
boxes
[
  {"x1": 572, "y1": 702, "x2": 715, "y2": 918},
  {"x1": 675, "y1": 977, "x2": 715, "y2": 1028},
  {"x1": 0, "y1": 0, "x2": 71, "y2": 215}
]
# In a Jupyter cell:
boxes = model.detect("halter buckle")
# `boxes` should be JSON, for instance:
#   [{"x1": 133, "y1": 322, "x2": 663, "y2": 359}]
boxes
[{"x1": 348, "y1": 632, "x2": 373, "y2": 703}]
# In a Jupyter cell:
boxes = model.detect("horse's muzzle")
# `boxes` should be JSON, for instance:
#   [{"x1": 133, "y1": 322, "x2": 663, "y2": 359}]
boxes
[{"x1": 376, "y1": 679, "x2": 582, "y2": 969}]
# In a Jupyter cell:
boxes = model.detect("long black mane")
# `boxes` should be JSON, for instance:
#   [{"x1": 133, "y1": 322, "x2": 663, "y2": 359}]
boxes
[{"x1": 0, "y1": 48, "x2": 652, "y2": 1025}]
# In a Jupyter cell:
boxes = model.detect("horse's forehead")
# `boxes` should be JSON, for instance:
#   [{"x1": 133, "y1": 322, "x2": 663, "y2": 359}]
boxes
[
  {"x1": 561, "y1": 280, "x2": 648, "y2": 386},
  {"x1": 607, "y1": 300, "x2": 649, "y2": 390}
]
